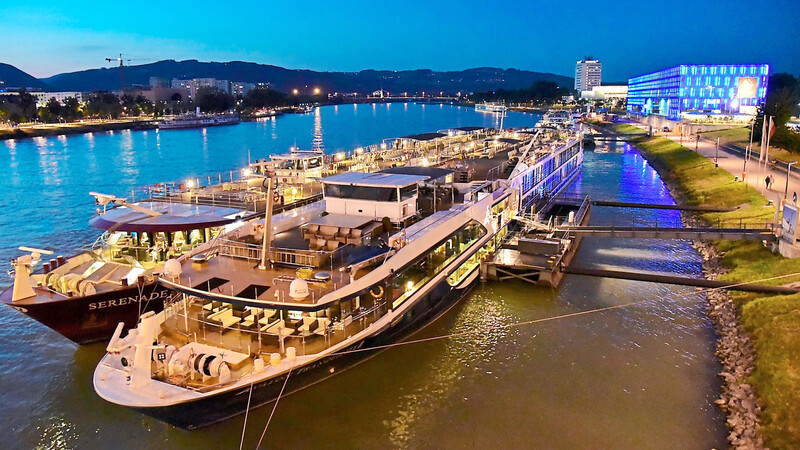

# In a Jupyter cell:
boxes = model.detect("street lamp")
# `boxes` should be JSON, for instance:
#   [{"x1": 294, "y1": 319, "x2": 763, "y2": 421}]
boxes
[{"x1": 785, "y1": 161, "x2": 797, "y2": 201}]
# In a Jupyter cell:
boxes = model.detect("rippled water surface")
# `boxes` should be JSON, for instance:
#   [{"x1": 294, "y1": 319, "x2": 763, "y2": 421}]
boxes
[{"x1": 0, "y1": 106, "x2": 725, "y2": 449}]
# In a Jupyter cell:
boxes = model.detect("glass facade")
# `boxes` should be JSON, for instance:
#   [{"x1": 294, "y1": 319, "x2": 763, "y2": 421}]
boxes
[{"x1": 627, "y1": 64, "x2": 769, "y2": 120}]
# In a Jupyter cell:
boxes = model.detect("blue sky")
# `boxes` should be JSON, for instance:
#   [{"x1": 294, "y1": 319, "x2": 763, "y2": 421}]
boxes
[{"x1": 2, "y1": 0, "x2": 799, "y2": 80}]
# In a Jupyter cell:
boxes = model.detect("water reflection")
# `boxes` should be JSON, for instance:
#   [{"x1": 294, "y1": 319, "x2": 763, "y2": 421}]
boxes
[
  {"x1": 0, "y1": 104, "x2": 550, "y2": 448},
  {"x1": 312, "y1": 107, "x2": 324, "y2": 152},
  {"x1": 385, "y1": 291, "x2": 515, "y2": 446}
]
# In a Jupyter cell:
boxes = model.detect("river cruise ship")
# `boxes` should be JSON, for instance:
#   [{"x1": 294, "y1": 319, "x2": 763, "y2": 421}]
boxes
[
  {"x1": 248, "y1": 148, "x2": 326, "y2": 204},
  {"x1": 474, "y1": 102, "x2": 508, "y2": 113},
  {"x1": 1, "y1": 197, "x2": 256, "y2": 343},
  {"x1": 93, "y1": 128, "x2": 583, "y2": 429},
  {"x1": 159, "y1": 112, "x2": 240, "y2": 130}
]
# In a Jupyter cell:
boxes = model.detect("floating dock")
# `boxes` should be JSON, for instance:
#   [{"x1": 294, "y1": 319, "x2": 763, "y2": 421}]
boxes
[{"x1": 481, "y1": 196, "x2": 591, "y2": 288}]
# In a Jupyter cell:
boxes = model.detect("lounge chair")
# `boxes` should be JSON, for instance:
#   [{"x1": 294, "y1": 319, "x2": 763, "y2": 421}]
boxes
[
  {"x1": 313, "y1": 318, "x2": 331, "y2": 343},
  {"x1": 346, "y1": 228, "x2": 363, "y2": 246},
  {"x1": 258, "y1": 310, "x2": 279, "y2": 328},
  {"x1": 259, "y1": 318, "x2": 282, "y2": 333},
  {"x1": 211, "y1": 309, "x2": 241, "y2": 330},
  {"x1": 298, "y1": 317, "x2": 319, "y2": 333}
]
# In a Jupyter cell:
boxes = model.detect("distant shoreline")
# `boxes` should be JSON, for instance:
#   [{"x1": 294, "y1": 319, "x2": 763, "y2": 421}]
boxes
[
  {"x1": 0, "y1": 119, "x2": 158, "y2": 141},
  {"x1": 0, "y1": 101, "x2": 546, "y2": 141}
]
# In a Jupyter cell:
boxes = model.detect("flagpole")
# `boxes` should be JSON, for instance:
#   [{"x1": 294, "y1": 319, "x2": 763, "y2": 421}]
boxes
[
  {"x1": 758, "y1": 114, "x2": 768, "y2": 194},
  {"x1": 744, "y1": 116, "x2": 756, "y2": 186}
]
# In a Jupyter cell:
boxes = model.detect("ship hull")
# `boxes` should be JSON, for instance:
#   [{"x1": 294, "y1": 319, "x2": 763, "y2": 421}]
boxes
[
  {"x1": 159, "y1": 118, "x2": 240, "y2": 130},
  {"x1": 1, "y1": 282, "x2": 170, "y2": 344},
  {"x1": 129, "y1": 270, "x2": 477, "y2": 429}
]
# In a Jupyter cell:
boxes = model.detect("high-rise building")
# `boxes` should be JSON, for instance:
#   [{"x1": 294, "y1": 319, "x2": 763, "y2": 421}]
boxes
[
  {"x1": 575, "y1": 57, "x2": 602, "y2": 93},
  {"x1": 171, "y1": 78, "x2": 192, "y2": 91},
  {"x1": 231, "y1": 81, "x2": 256, "y2": 97}
]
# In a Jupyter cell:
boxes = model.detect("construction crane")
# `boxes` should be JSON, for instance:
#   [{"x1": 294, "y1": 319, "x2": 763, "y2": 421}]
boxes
[{"x1": 105, "y1": 53, "x2": 132, "y2": 91}]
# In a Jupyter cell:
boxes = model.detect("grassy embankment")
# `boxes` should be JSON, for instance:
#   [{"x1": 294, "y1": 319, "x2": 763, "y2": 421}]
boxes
[
  {"x1": 608, "y1": 122, "x2": 800, "y2": 448},
  {"x1": 701, "y1": 127, "x2": 797, "y2": 165}
]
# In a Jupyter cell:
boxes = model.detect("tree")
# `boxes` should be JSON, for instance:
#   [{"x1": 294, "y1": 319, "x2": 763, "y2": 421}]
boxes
[
  {"x1": 62, "y1": 97, "x2": 82, "y2": 121},
  {"x1": 38, "y1": 97, "x2": 63, "y2": 122},
  {"x1": 195, "y1": 87, "x2": 234, "y2": 113},
  {"x1": 240, "y1": 87, "x2": 292, "y2": 109},
  {"x1": 135, "y1": 95, "x2": 153, "y2": 115},
  {"x1": 16, "y1": 88, "x2": 38, "y2": 121},
  {"x1": 470, "y1": 81, "x2": 567, "y2": 105},
  {"x1": 764, "y1": 73, "x2": 799, "y2": 129},
  {"x1": 754, "y1": 73, "x2": 800, "y2": 152},
  {"x1": 85, "y1": 92, "x2": 123, "y2": 119}
]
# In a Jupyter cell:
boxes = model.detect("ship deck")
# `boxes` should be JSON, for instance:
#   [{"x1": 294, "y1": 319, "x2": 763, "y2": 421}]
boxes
[
  {"x1": 158, "y1": 295, "x2": 389, "y2": 359},
  {"x1": 170, "y1": 252, "x2": 351, "y2": 305}
]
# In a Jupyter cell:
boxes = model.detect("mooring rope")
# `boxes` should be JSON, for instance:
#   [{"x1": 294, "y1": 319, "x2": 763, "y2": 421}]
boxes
[
  {"x1": 696, "y1": 271, "x2": 800, "y2": 293},
  {"x1": 227, "y1": 269, "x2": 800, "y2": 447},
  {"x1": 328, "y1": 270, "x2": 800, "y2": 358},
  {"x1": 239, "y1": 375, "x2": 257, "y2": 450},
  {"x1": 255, "y1": 363, "x2": 293, "y2": 449},
  {"x1": 330, "y1": 299, "x2": 653, "y2": 357}
]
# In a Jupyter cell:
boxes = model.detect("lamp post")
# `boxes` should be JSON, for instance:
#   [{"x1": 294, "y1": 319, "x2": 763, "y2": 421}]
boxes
[
  {"x1": 714, "y1": 137, "x2": 719, "y2": 167},
  {"x1": 785, "y1": 162, "x2": 797, "y2": 201}
]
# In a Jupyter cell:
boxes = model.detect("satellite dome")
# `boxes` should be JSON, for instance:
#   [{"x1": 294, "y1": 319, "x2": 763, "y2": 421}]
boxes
[
  {"x1": 163, "y1": 259, "x2": 182, "y2": 278},
  {"x1": 289, "y1": 278, "x2": 310, "y2": 301}
]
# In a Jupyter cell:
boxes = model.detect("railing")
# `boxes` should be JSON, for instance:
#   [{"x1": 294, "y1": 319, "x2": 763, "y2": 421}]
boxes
[
  {"x1": 573, "y1": 195, "x2": 591, "y2": 225},
  {"x1": 216, "y1": 238, "x2": 339, "y2": 268},
  {"x1": 598, "y1": 215, "x2": 778, "y2": 231}
]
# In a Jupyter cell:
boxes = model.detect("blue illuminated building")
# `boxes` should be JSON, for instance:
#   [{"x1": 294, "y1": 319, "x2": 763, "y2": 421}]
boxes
[{"x1": 627, "y1": 64, "x2": 769, "y2": 121}]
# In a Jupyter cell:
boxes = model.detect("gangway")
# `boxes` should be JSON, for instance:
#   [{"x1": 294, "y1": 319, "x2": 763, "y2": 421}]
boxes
[
  {"x1": 564, "y1": 267, "x2": 800, "y2": 294},
  {"x1": 553, "y1": 225, "x2": 776, "y2": 242}
]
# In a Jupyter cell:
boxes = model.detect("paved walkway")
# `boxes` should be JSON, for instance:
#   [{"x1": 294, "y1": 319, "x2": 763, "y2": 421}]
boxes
[{"x1": 625, "y1": 121, "x2": 800, "y2": 208}]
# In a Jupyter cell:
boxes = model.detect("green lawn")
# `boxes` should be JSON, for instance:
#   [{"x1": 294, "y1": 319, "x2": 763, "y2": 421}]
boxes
[
  {"x1": 609, "y1": 121, "x2": 800, "y2": 448},
  {"x1": 700, "y1": 127, "x2": 752, "y2": 147},
  {"x1": 701, "y1": 127, "x2": 798, "y2": 165}
]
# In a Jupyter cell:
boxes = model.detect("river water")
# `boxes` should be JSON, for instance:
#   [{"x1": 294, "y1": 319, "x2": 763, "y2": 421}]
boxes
[{"x1": 0, "y1": 104, "x2": 725, "y2": 449}]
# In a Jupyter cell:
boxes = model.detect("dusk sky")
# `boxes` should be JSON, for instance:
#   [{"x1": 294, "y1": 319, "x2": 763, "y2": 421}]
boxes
[{"x1": 2, "y1": 0, "x2": 799, "y2": 80}]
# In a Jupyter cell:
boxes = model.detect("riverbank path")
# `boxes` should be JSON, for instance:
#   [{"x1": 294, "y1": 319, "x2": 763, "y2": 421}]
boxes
[{"x1": 624, "y1": 120, "x2": 800, "y2": 208}]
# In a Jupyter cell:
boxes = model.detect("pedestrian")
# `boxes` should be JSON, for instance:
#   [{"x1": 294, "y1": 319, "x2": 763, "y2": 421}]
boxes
[{"x1": 765, "y1": 175, "x2": 772, "y2": 190}]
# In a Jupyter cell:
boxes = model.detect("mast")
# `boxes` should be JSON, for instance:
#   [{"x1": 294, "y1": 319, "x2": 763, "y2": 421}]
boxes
[{"x1": 258, "y1": 176, "x2": 274, "y2": 270}]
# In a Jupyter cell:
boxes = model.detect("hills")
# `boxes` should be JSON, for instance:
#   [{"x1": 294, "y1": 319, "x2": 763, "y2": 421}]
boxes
[
  {"x1": 42, "y1": 60, "x2": 573, "y2": 95},
  {"x1": 0, "y1": 63, "x2": 50, "y2": 90},
  {"x1": 4, "y1": 60, "x2": 574, "y2": 95}
]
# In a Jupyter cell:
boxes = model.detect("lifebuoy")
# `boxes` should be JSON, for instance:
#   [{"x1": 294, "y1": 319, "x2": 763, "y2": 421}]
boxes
[
  {"x1": 273, "y1": 191, "x2": 281, "y2": 203},
  {"x1": 370, "y1": 285, "x2": 384, "y2": 299}
]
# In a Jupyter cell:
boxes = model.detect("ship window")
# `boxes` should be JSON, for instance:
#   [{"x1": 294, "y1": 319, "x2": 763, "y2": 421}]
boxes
[
  {"x1": 400, "y1": 185, "x2": 417, "y2": 201},
  {"x1": 391, "y1": 220, "x2": 486, "y2": 309},
  {"x1": 305, "y1": 157, "x2": 322, "y2": 169},
  {"x1": 325, "y1": 185, "x2": 398, "y2": 202}
]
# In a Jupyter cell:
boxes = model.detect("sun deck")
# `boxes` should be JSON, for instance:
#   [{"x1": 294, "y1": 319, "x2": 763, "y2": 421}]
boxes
[
  {"x1": 168, "y1": 251, "x2": 352, "y2": 306},
  {"x1": 157, "y1": 294, "x2": 390, "y2": 359}
]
